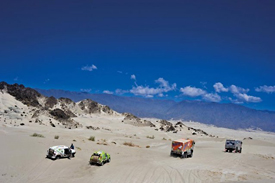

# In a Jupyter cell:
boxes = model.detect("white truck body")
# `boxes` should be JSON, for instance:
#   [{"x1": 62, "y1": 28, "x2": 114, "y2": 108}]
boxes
[
  {"x1": 225, "y1": 140, "x2": 242, "y2": 153},
  {"x1": 47, "y1": 145, "x2": 76, "y2": 160}
]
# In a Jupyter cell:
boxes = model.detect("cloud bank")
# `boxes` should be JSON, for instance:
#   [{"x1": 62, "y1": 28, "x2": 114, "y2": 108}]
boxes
[
  {"x1": 180, "y1": 86, "x2": 221, "y2": 102},
  {"x1": 180, "y1": 86, "x2": 206, "y2": 97},
  {"x1": 202, "y1": 93, "x2": 221, "y2": 102},
  {"x1": 129, "y1": 78, "x2": 176, "y2": 98},
  {"x1": 213, "y1": 82, "x2": 262, "y2": 103},
  {"x1": 179, "y1": 83, "x2": 262, "y2": 103},
  {"x1": 115, "y1": 77, "x2": 176, "y2": 98},
  {"x1": 110, "y1": 78, "x2": 264, "y2": 104},
  {"x1": 255, "y1": 85, "x2": 275, "y2": 93}
]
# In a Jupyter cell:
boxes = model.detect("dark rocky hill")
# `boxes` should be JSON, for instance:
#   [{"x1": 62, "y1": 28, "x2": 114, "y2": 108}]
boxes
[
  {"x1": 0, "y1": 82, "x2": 118, "y2": 129},
  {"x1": 0, "y1": 82, "x2": 41, "y2": 107}
]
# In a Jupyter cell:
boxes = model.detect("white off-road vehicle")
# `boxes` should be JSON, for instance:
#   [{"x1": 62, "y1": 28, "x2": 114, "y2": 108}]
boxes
[
  {"x1": 46, "y1": 145, "x2": 76, "y2": 160},
  {"x1": 225, "y1": 140, "x2": 242, "y2": 153}
]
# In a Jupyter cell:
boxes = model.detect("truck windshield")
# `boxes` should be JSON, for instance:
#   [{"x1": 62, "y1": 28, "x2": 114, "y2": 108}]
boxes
[
  {"x1": 172, "y1": 142, "x2": 181, "y2": 146},
  {"x1": 49, "y1": 149, "x2": 54, "y2": 155},
  {"x1": 226, "y1": 140, "x2": 235, "y2": 145}
]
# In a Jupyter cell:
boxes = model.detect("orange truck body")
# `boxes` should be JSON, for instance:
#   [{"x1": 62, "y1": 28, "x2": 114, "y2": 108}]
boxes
[{"x1": 171, "y1": 139, "x2": 195, "y2": 158}]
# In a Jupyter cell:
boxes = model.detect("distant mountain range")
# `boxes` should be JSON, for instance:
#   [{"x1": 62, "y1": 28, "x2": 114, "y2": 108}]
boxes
[
  {"x1": 36, "y1": 88, "x2": 275, "y2": 132},
  {"x1": 35, "y1": 89, "x2": 176, "y2": 118}
]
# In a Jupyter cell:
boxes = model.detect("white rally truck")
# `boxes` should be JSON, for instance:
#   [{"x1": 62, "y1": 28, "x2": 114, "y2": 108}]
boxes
[
  {"x1": 46, "y1": 145, "x2": 76, "y2": 160},
  {"x1": 225, "y1": 140, "x2": 242, "y2": 153}
]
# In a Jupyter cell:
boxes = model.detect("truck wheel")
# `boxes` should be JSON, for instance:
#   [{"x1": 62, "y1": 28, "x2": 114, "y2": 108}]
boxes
[
  {"x1": 170, "y1": 151, "x2": 173, "y2": 156},
  {"x1": 181, "y1": 152, "x2": 187, "y2": 159},
  {"x1": 189, "y1": 151, "x2": 193, "y2": 158},
  {"x1": 225, "y1": 149, "x2": 228, "y2": 152},
  {"x1": 239, "y1": 148, "x2": 242, "y2": 153},
  {"x1": 55, "y1": 156, "x2": 60, "y2": 160},
  {"x1": 72, "y1": 153, "x2": 75, "y2": 157},
  {"x1": 100, "y1": 161, "x2": 104, "y2": 166},
  {"x1": 235, "y1": 148, "x2": 238, "y2": 153}
]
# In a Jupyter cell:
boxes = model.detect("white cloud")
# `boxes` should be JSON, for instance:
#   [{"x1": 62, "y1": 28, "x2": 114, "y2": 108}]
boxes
[
  {"x1": 130, "y1": 86, "x2": 162, "y2": 98},
  {"x1": 180, "y1": 86, "x2": 206, "y2": 97},
  {"x1": 213, "y1": 82, "x2": 229, "y2": 92},
  {"x1": 229, "y1": 85, "x2": 249, "y2": 94},
  {"x1": 213, "y1": 82, "x2": 250, "y2": 94},
  {"x1": 158, "y1": 93, "x2": 164, "y2": 97},
  {"x1": 155, "y1": 78, "x2": 177, "y2": 92},
  {"x1": 156, "y1": 78, "x2": 169, "y2": 88},
  {"x1": 223, "y1": 84, "x2": 262, "y2": 103},
  {"x1": 234, "y1": 93, "x2": 262, "y2": 103},
  {"x1": 117, "y1": 71, "x2": 123, "y2": 74},
  {"x1": 103, "y1": 90, "x2": 113, "y2": 94},
  {"x1": 115, "y1": 89, "x2": 128, "y2": 95},
  {"x1": 131, "y1": 74, "x2": 136, "y2": 80},
  {"x1": 255, "y1": 85, "x2": 275, "y2": 93},
  {"x1": 117, "y1": 77, "x2": 176, "y2": 97},
  {"x1": 81, "y1": 64, "x2": 97, "y2": 71},
  {"x1": 203, "y1": 93, "x2": 221, "y2": 102},
  {"x1": 157, "y1": 78, "x2": 176, "y2": 94},
  {"x1": 180, "y1": 86, "x2": 221, "y2": 102},
  {"x1": 80, "y1": 89, "x2": 92, "y2": 92}
]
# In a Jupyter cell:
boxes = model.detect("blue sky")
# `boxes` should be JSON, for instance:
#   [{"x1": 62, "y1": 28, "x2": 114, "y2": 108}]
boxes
[{"x1": 0, "y1": 0, "x2": 274, "y2": 111}]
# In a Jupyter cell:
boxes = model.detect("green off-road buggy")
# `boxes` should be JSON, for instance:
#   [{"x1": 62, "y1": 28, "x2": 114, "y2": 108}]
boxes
[{"x1": 89, "y1": 151, "x2": 111, "y2": 166}]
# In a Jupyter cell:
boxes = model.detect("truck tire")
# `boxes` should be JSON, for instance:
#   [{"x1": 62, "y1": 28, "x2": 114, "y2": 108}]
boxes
[
  {"x1": 189, "y1": 150, "x2": 193, "y2": 158},
  {"x1": 170, "y1": 151, "x2": 173, "y2": 156},
  {"x1": 181, "y1": 152, "x2": 187, "y2": 159},
  {"x1": 235, "y1": 148, "x2": 238, "y2": 153},
  {"x1": 239, "y1": 148, "x2": 242, "y2": 153}
]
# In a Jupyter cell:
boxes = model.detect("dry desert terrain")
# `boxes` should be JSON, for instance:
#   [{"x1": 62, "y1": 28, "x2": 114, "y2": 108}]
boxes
[{"x1": 0, "y1": 92, "x2": 275, "y2": 183}]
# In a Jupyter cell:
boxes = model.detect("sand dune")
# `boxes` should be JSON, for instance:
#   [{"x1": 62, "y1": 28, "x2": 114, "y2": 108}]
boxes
[{"x1": 1, "y1": 92, "x2": 275, "y2": 183}]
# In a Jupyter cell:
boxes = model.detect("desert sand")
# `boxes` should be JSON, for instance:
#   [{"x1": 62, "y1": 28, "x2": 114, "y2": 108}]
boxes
[{"x1": 1, "y1": 92, "x2": 275, "y2": 183}]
